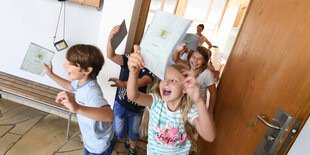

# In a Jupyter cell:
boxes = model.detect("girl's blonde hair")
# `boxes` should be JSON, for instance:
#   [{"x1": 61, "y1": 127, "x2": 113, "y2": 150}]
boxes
[{"x1": 139, "y1": 63, "x2": 198, "y2": 152}]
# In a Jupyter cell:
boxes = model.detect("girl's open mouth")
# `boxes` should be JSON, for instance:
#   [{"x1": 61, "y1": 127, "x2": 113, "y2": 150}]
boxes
[{"x1": 162, "y1": 88, "x2": 171, "y2": 96}]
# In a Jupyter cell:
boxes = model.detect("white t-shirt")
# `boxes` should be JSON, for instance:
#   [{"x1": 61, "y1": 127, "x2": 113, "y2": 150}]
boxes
[
  {"x1": 196, "y1": 68, "x2": 215, "y2": 101},
  {"x1": 71, "y1": 79, "x2": 114, "y2": 154}
]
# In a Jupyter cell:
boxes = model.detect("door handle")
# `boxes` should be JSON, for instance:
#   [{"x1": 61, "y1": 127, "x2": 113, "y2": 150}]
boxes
[
  {"x1": 255, "y1": 109, "x2": 293, "y2": 155},
  {"x1": 257, "y1": 115, "x2": 281, "y2": 130}
]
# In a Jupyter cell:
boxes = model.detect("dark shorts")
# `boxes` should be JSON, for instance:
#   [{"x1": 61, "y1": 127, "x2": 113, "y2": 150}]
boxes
[{"x1": 113, "y1": 101, "x2": 143, "y2": 141}]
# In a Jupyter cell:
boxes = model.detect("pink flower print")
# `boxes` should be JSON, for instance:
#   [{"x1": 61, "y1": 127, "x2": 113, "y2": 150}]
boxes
[
  {"x1": 179, "y1": 133, "x2": 187, "y2": 144},
  {"x1": 155, "y1": 124, "x2": 164, "y2": 132},
  {"x1": 155, "y1": 124, "x2": 168, "y2": 144},
  {"x1": 167, "y1": 124, "x2": 179, "y2": 136},
  {"x1": 155, "y1": 123, "x2": 179, "y2": 145},
  {"x1": 165, "y1": 129, "x2": 178, "y2": 145}
]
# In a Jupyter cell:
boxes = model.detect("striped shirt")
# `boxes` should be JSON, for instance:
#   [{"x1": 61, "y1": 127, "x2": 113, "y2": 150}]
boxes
[{"x1": 147, "y1": 94, "x2": 199, "y2": 155}]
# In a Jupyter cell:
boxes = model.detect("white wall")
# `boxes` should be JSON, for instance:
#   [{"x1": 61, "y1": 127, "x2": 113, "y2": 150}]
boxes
[
  {"x1": 0, "y1": 0, "x2": 136, "y2": 106},
  {"x1": 288, "y1": 116, "x2": 310, "y2": 155},
  {"x1": 97, "y1": 0, "x2": 136, "y2": 106}
]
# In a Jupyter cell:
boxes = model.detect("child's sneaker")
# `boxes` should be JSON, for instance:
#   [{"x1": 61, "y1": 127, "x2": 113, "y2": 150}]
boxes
[
  {"x1": 124, "y1": 137, "x2": 130, "y2": 149},
  {"x1": 128, "y1": 147, "x2": 137, "y2": 155}
]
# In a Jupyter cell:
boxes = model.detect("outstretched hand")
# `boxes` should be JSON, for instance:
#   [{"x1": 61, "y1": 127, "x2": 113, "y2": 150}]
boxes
[
  {"x1": 43, "y1": 62, "x2": 53, "y2": 77},
  {"x1": 128, "y1": 45, "x2": 144, "y2": 75},
  {"x1": 182, "y1": 69, "x2": 203, "y2": 104},
  {"x1": 108, "y1": 78, "x2": 126, "y2": 88},
  {"x1": 56, "y1": 91, "x2": 79, "y2": 113}
]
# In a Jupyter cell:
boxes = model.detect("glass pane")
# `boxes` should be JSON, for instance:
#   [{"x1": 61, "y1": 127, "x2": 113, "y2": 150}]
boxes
[
  {"x1": 163, "y1": 0, "x2": 177, "y2": 14},
  {"x1": 150, "y1": 0, "x2": 163, "y2": 11},
  {"x1": 207, "y1": 0, "x2": 226, "y2": 24},
  {"x1": 184, "y1": 0, "x2": 211, "y2": 21}
]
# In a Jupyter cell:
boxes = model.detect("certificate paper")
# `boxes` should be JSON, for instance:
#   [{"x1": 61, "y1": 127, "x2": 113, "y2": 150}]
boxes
[
  {"x1": 140, "y1": 10, "x2": 192, "y2": 81},
  {"x1": 21, "y1": 43, "x2": 55, "y2": 76}
]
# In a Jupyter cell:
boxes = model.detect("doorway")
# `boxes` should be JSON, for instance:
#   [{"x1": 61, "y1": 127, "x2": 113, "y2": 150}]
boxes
[{"x1": 134, "y1": 0, "x2": 250, "y2": 75}]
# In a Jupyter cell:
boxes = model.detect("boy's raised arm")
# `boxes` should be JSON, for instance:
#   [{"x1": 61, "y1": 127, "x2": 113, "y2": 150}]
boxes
[
  {"x1": 56, "y1": 91, "x2": 114, "y2": 122},
  {"x1": 107, "y1": 25, "x2": 124, "y2": 66},
  {"x1": 43, "y1": 63, "x2": 73, "y2": 91}
]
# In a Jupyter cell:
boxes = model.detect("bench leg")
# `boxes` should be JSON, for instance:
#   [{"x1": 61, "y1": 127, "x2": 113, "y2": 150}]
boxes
[{"x1": 66, "y1": 112, "x2": 72, "y2": 140}]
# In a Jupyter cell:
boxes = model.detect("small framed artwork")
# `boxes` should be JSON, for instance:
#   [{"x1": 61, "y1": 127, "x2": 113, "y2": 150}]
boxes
[{"x1": 54, "y1": 39, "x2": 68, "y2": 51}]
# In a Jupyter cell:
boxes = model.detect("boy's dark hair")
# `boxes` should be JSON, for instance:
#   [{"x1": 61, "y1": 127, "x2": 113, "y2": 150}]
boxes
[
  {"x1": 197, "y1": 24, "x2": 204, "y2": 30},
  {"x1": 66, "y1": 44, "x2": 104, "y2": 79}
]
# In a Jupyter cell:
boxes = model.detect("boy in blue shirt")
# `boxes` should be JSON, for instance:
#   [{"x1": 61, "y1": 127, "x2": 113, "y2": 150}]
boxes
[{"x1": 43, "y1": 44, "x2": 115, "y2": 155}]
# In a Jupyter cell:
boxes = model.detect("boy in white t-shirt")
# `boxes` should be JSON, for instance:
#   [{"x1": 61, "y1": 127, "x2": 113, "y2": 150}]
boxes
[{"x1": 43, "y1": 44, "x2": 115, "y2": 155}]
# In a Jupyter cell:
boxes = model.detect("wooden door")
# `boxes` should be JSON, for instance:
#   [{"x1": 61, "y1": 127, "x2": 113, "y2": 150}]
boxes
[{"x1": 200, "y1": 0, "x2": 310, "y2": 154}]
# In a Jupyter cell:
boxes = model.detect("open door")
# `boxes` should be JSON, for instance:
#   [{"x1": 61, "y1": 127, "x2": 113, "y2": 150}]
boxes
[{"x1": 200, "y1": 0, "x2": 310, "y2": 154}]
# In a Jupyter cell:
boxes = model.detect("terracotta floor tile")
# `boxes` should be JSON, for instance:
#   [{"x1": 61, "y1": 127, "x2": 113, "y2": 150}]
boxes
[
  {"x1": 0, "y1": 98, "x2": 20, "y2": 113},
  {"x1": 0, "y1": 106, "x2": 46, "y2": 125},
  {"x1": 0, "y1": 133, "x2": 21, "y2": 154},
  {"x1": 7, "y1": 114, "x2": 80, "y2": 155},
  {"x1": 10, "y1": 115, "x2": 44, "y2": 135},
  {"x1": 58, "y1": 134, "x2": 83, "y2": 152},
  {"x1": 0, "y1": 125, "x2": 14, "y2": 137}
]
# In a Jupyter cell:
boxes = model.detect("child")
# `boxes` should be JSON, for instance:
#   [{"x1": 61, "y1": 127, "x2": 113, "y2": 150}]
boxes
[
  {"x1": 107, "y1": 25, "x2": 154, "y2": 155},
  {"x1": 43, "y1": 44, "x2": 116, "y2": 155},
  {"x1": 172, "y1": 44, "x2": 191, "y2": 64},
  {"x1": 173, "y1": 46, "x2": 217, "y2": 115},
  {"x1": 196, "y1": 24, "x2": 213, "y2": 49},
  {"x1": 126, "y1": 45, "x2": 216, "y2": 154}
]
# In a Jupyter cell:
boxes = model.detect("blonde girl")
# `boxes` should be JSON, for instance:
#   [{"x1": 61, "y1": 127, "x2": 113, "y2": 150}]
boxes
[{"x1": 127, "y1": 45, "x2": 216, "y2": 154}]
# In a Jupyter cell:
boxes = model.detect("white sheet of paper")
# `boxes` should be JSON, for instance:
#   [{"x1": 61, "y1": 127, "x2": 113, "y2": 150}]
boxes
[
  {"x1": 140, "y1": 10, "x2": 192, "y2": 81},
  {"x1": 21, "y1": 43, "x2": 55, "y2": 76}
]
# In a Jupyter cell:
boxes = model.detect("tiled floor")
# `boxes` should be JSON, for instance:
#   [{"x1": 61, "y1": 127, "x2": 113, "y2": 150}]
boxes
[{"x1": 0, "y1": 98, "x2": 147, "y2": 155}]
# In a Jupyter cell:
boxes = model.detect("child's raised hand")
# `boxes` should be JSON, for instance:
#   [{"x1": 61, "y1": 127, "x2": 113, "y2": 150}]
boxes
[
  {"x1": 128, "y1": 45, "x2": 144, "y2": 75},
  {"x1": 43, "y1": 62, "x2": 53, "y2": 77},
  {"x1": 56, "y1": 91, "x2": 79, "y2": 113},
  {"x1": 182, "y1": 69, "x2": 204, "y2": 104},
  {"x1": 175, "y1": 43, "x2": 186, "y2": 53},
  {"x1": 108, "y1": 78, "x2": 126, "y2": 88},
  {"x1": 109, "y1": 25, "x2": 120, "y2": 39}
]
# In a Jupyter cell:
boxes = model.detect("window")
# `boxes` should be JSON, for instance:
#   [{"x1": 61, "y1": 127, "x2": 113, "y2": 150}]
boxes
[{"x1": 146, "y1": 0, "x2": 227, "y2": 40}]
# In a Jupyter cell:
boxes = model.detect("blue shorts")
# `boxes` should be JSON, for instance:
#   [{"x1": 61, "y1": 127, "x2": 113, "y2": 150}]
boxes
[
  {"x1": 113, "y1": 101, "x2": 143, "y2": 141},
  {"x1": 83, "y1": 134, "x2": 116, "y2": 155}
]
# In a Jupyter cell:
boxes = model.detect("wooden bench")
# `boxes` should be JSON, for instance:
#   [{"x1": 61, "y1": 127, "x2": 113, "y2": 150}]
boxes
[{"x1": 0, "y1": 71, "x2": 74, "y2": 139}]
